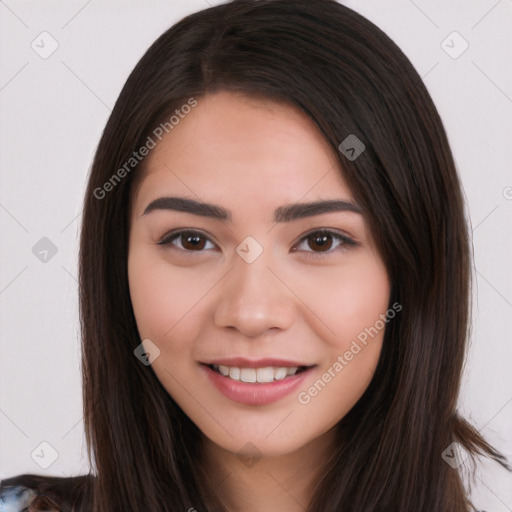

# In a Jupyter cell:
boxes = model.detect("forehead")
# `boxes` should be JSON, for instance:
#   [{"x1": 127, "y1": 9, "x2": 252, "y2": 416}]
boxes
[{"x1": 132, "y1": 91, "x2": 352, "y2": 213}]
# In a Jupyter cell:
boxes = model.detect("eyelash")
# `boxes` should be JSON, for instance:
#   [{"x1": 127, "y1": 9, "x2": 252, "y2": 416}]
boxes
[{"x1": 157, "y1": 229, "x2": 357, "y2": 259}]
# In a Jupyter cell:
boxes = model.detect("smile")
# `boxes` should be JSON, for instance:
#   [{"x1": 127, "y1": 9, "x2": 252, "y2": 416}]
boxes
[
  {"x1": 201, "y1": 362, "x2": 316, "y2": 406},
  {"x1": 209, "y1": 364, "x2": 309, "y2": 382}
]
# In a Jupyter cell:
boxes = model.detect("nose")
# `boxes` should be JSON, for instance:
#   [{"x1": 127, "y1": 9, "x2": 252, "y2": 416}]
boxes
[{"x1": 213, "y1": 248, "x2": 297, "y2": 338}]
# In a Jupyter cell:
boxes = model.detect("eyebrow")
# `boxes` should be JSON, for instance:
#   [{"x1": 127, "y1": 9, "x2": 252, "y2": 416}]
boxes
[{"x1": 142, "y1": 196, "x2": 362, "y2": 222}]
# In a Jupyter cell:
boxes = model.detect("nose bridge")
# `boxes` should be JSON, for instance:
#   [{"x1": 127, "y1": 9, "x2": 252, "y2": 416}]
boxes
[{"x1": 213, "y1": 239, "x2": 296, "y2": 336}]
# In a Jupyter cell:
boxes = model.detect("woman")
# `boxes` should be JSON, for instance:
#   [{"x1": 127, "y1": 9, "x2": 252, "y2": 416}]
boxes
[{"x1": 1, "y1": 0, "x2": 509, "y2": 510}]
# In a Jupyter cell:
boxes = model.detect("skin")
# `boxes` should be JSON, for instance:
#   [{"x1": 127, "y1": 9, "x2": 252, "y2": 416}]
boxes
[{"x1": 128, "y1": 91, "x2": 391, "y2": 511}]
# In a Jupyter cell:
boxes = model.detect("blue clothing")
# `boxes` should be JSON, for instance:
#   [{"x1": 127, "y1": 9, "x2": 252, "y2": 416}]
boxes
[{"x1": 0, "y1": 485, "x2": 37, "y2": 512}]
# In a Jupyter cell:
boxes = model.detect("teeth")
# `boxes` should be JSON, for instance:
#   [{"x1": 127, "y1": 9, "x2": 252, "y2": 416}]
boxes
[
  {"x1": 274, "y1": 367, "x2": 288, "y2": 380},
  {"x1": 256, "y1": 367, "x2": 274, "y2": 383},
  {"x1": 241, "y1": 368, "x2": 256, "y2": 383},
  {"x1": 228, "y1": 367, "x2": 240, "y2": 380},
  {"x1": 212, "y1": 365, "x2": 302, "y2": 382}
]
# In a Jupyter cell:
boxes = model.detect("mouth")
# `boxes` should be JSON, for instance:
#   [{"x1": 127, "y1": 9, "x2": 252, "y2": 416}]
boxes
[
  {"x1": 206, "y1": 363, "x2": 312, "y2": 383},
  {"x1": 200, "y1": 361, "x2": 317, "y2": 406}
]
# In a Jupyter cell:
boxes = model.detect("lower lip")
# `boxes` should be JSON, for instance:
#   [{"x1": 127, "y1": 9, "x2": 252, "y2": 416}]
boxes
[{"x1": 201, "y1": 364, "x2": 315, "y2": 406}]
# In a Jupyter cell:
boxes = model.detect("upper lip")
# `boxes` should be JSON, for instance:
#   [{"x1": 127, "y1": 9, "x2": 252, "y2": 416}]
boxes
[{"x1": 202, "y1": 357, "x2": 314, "y2": 368}]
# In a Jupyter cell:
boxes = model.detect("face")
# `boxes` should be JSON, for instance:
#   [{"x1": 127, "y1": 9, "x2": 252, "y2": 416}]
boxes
[{"x1": 128, "y1": 91, "x2": 391, "y2": 459}]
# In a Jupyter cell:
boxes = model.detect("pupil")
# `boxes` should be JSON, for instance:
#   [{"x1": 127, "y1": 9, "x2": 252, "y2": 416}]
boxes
[
  {"x1": 310, "y1": 234, "x2": 332, "y2": 251},
  {"x1": 184, "y1": 233, "x2": 205, "y2": 250}
]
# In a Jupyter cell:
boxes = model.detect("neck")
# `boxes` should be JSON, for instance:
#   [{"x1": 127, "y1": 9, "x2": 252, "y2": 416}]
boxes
[{"x1": 201, "y1": 428, "x2": 337, "y2": 512}]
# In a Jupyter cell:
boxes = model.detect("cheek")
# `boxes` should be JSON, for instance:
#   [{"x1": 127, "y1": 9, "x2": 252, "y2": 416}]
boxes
[
  {"x1": 335, "y1": 259, "x2": 390, "y2": 343},
  {"x1": 128, "y1": 248, "x2": 211, "y2": 340},
  {"x1": 291, "y1": 252, "x2": 389, "y2": 412},
  {"x1": 286, "y1": 250, "x2": 390, "y2": 349},
  {"x1": 128, "y1": 250, "x2": 209, "y2": 401}
]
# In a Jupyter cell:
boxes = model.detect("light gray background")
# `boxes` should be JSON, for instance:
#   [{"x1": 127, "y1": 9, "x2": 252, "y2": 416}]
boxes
[{"x1": 1, "y1": 0, "x2": 511, "y2": 509}]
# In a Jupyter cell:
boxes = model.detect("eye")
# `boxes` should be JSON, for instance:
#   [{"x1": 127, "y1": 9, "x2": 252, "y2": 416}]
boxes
[
  {"x1": 157, "y1": 228, "x2": 357, "y2": 256},
  {"x1": 157, "y1": 230, "x2": 216, "y2": 252},
  {"x1": 292, "y1": 229, "x2": 357, "y2": 258}
]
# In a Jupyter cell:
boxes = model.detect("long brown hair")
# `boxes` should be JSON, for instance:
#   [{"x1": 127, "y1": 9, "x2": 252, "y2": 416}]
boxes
[{"x1": 3, "y1": 0, "x2": 509, "y2": 510}]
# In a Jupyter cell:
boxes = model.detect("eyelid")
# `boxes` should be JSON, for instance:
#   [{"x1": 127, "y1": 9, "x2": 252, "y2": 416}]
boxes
[{"x1": 157, "y1": 227, "x2": 357, "y2": 255}]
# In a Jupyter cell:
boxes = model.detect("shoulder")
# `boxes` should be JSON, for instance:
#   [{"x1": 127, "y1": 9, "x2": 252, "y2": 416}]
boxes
[
  {"x1": 0, "y1": 473, "x2": 93, "y2": 512},
  {"x1": 0, "y1": 484, "x2": 37, "y2": 512}
]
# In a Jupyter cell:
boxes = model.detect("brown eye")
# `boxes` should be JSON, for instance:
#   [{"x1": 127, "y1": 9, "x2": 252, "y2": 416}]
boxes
[
  {"x1": 307, "y1": 232, "x2": 334, "y2": 252},
  {"x1": 181, "y1": 232, "x2": 207, "y2": 250},
  {"x1": 293, "y1": 229, "x2": 356, "y2": 257},
  {"x1": 158, "y1": 230, "x2": 216, "y2": 252}
]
